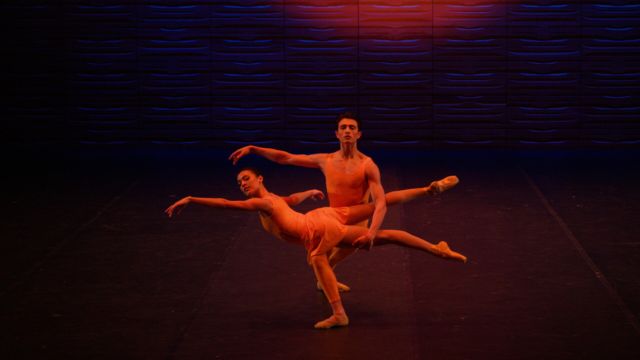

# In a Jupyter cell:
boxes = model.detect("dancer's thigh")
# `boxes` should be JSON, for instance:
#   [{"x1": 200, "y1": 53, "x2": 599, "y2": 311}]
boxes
[
  {"x1": 339, "y1": 225, "x2": 370, "y2": 247},
  {"x1": 344, "y1": 204, "x2": 374, "y2": 225}
]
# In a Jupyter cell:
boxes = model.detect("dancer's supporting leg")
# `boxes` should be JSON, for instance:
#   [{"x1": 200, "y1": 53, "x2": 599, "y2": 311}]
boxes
[
  {"x1": 313, "y1": 224, "x2": 465, "y2": 329},
  {"x1": 309, "y1": 254, "x2": 349, "y2": 329},
  {"x1": 317, "y1": 248, "x2": 353, "y2": 292}
]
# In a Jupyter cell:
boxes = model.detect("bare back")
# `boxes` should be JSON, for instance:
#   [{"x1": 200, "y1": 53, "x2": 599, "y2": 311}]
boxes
[{"x1": 320, "y1": 152, "x2": 371, "y2": 207}]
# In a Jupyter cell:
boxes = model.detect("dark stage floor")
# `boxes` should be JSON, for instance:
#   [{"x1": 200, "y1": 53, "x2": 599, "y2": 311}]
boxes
[{"x1": 2, "y1": 146, "x2": 640, "y2": 359}]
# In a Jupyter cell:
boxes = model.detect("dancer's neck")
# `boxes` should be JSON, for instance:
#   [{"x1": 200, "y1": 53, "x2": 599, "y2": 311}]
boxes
[{"x1": 339, "y1": 142, "x2": 359, "y2": 159}]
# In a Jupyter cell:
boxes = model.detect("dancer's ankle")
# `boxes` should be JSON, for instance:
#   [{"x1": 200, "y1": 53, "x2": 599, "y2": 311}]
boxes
[{"x1": 329, "y1": 299, "x2": 345, "y2": 315}]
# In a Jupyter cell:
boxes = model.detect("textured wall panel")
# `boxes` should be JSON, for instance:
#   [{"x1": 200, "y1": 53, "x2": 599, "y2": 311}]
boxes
[
  {"x1": 359, "y1": 96, "x2": 433, "y2": 126},
  {"x1": 434, "y1": 62, "x2": 506, "y2": 96},
  {"x1": 360, "y1": 1, "x2": 433, "y2": 28},
  {"x1": 435, "y1": 95, "x2": 506, "y2": 126},
  {"x1": 213, "y1": 61, "x2": 284, "y2": 96},
  {"x1": 213, "y1": 26, "x2": 284, "y2": 62},
  {"x1": 434, "y1": 25, "x2": 505, "y2": 61},
  {"x1": 212, "y1": 1, "x2": 284, "y2": 26},
  {"x1": 286, "y1": 26, "x2": 357, "y2": 61},
  {"x1": 434, "y1": 1, "x2": 505, "y2": 27},
  {"x1": 214, "y1": 96, "x2": 285, "y2": 128},
  {"x1": 285, "y1": 96, "x2": 355, "y2": 142},
  {"x1": 359, "y1": 61, "x2": 432, "y2": 95},
  {"x1": 508, "y1": 25, "x2": 580, "y2": 62},
  {"x1": 508, "y1": 60, "x2": 579, "y2": 95},
  {"x1": 6, "y1": 0, "x2": 640, "y2": 146},
  {"x1": 286, "y1": 61, "x2": 357, "y2": 95},
  {"x1": 360, "y1": 27, "x2": 432, "y2": 61}
]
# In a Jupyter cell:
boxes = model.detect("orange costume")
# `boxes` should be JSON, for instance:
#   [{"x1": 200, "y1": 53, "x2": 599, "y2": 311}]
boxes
[
  {"x1": 258, "y1": 193, "x2": 351, "y2": 262},
  {"x1": 323, "y1": 153, "x2": 371, "y2": 208}
]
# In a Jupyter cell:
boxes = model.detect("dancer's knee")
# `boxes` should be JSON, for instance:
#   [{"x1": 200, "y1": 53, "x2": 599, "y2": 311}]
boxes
[
  {"x1": 309, "y1": 253, "x2": 329, "y2": 268},
  {"x1": 374, "y1": 230, "x2": 394, "y2": 244}
]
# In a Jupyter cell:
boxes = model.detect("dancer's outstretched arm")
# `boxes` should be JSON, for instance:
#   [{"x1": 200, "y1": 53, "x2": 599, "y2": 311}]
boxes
[
  {"x1": 283, "y1": 189, "x2": 325, "y2": 206},
  {"x1": 165, "y1": 196, "x2": 271, "y2": 218},
  {"x1": 229, "y1": 145, "x2": 326, "y2": 168}
]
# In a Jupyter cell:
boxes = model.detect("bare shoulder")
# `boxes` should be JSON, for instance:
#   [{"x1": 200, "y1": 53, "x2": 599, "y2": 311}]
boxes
[
  {"x1": 249, "y1": 197, "x2": 274, "y2": 212},
  {"x1": 363, "y1": 155, "x2": 382, "y2": 178},
  {"x1": 360, "y1": 153, "x2": 378, "y2": 168},
  {"x1": 311, "y1": 152, "x2": 331, "y2": 167}
]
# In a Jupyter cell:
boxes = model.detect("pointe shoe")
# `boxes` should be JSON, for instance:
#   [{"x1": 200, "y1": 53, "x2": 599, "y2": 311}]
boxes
[
  {"x1": 429, "y1": 175, "x2": 459, "y2": 194},
  {"x1": 314, "y1": 314, "x2": 349, "y2": 329},
  {"x1": 434, "y1": 241, "x2": 467, "y2": 263}
]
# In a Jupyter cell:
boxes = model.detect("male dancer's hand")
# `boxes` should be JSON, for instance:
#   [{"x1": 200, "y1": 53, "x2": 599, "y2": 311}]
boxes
[
  {"x1": 229, "y1": 146, "x2": 251, "y2": 165},
  {"x1": 353, "y1": 232, "x2": 375, "y2": 250}
]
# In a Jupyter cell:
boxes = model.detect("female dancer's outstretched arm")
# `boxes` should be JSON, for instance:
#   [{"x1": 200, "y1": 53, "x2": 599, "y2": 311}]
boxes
[
  {"x1": 165, "y1": 196, "x2": 272, "y2": 218},
  {"x1": 282, "y1": 189, "x2": 325, "y2": 206}
]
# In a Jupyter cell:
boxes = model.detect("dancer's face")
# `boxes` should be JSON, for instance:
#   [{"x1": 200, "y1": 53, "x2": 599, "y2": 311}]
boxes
[
  {"x1": 237, "y1": 170, "x2": 263, "y2": 197},
  {"x1": 335, "y1": 118, "x2": 361, "y2": 144}
]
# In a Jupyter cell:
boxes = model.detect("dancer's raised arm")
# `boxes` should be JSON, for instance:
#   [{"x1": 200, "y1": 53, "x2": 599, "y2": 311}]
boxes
[
  {"x1": 165, "y1": 196, "x2": 272, "y2": 218},
  {"x1": 282, "y1": 189, "x2": 325, "y2": 206},
  {"x1": 229, "y1": 145, "x2": 326, "y2": 168}
]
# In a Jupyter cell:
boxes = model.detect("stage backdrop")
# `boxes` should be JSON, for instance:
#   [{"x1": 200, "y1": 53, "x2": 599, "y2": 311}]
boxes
[{"x1": 6, "y1": 1, "x2": 640, "y2": 147}]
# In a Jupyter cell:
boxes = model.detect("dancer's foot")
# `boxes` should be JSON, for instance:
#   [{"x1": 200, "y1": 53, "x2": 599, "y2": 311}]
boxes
[
  {"x1": 427, "y1": 175, "x2": 459, "y2": 195},
  {"x1": 433, "y1": 241, "x2": 467, "y2": 263},
  {"x1": 314, "y1": 313, "x2": 349, "y2": 329},
  {"x1": 317, "y1": 281, "x2": 351, "y2": 292}
]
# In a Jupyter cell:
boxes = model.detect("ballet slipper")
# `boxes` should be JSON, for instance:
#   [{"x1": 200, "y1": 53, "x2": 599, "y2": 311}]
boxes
[
  {"x1": 433, "y1": 241, "x2": 467, "y2": 263},
  {"x1": 317, "y1": 281, "x2": 351, "y2": 292},
  {"x1": 314, "y1": 314, "x2": 349, "y2": 329},
  {"x1": 427, "y1": 175, "x2": 459, "y2": 195}
]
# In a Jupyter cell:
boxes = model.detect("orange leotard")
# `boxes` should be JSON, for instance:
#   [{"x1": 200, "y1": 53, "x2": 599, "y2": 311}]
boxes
[
  {"x1": 259, "y1": 193, "x2": 350, "y2": 262},
  {"x1": 322, "y1": 153, "x2": 371, "y2": 207},
  {"x1": 322, "y1": 153, "x2": 371, "y2": 228}
]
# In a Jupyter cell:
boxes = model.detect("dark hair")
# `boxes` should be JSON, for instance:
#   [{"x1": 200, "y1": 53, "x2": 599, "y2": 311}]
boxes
[
  {"x1": 238, "y1": 167, "x2": 262, "y2": 177},
  {"x1": 336, "y1": 112, "x2": 361, "y2": 130}
]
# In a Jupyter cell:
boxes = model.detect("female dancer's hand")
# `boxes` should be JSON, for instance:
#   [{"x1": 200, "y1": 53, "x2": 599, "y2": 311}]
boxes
[
  {"x1": 165, "y1": 197, "x2": 190, "y2": 218},
  {"x1": 309, "y1": 189, "x2": 325, "y2": 201}
]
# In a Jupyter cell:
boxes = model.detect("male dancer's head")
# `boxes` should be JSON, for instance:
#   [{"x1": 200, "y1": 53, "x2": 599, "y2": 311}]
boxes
[
  {"x1": 335, "y1": 112, "x2": 361, "y2": 130},
  {"x1": 335, "y1": 112, "x2": 361, "y2": 145}
]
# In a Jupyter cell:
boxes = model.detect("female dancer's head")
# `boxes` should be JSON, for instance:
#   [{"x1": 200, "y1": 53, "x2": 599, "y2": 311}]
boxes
[{"x1": 237, "y1": 167, "x2": 264, "y2": 197}]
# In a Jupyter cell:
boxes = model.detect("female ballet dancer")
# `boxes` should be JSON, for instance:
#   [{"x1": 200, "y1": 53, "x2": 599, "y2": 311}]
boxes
[{"x1": 165, "y1": 168, "x2": 466, "y2": 329}]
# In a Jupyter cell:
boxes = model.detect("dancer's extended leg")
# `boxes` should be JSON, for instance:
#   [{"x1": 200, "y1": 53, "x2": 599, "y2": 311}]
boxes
[
  {"x1": 319, "y1": 175, "x2": 462, "y2": 294},
  {"x1": 339, "y1": 226, "x2": 466, "y2": 263},
  {"x1": 375, "y1": 229, "x2": 466, "y2": 262},
  {"x1": 309, "y1": 254, "x2": 349, "y2": 329},
  {"x1": 428, "y1": 175, "x2": 459, "y2": 195},
  {"x1": 344, "y1": 175, "x2": 460, "y2": 225}
]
